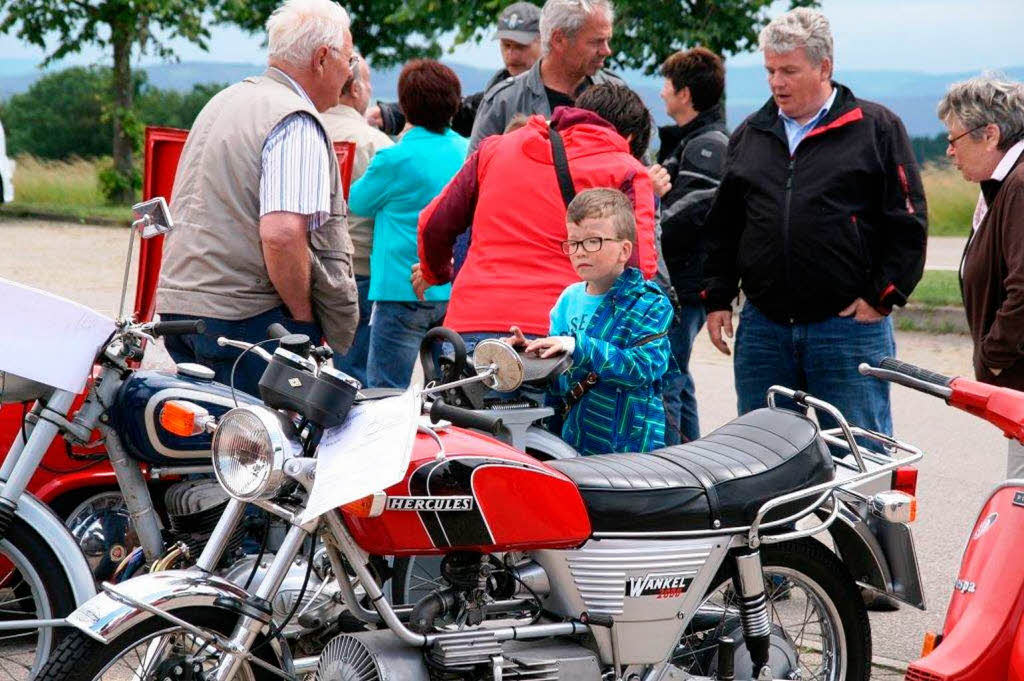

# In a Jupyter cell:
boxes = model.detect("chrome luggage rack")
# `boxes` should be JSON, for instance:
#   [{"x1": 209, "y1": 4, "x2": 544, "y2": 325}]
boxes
[{"x1": 592, "y1": 385, "x2": 924, "y2": 543}]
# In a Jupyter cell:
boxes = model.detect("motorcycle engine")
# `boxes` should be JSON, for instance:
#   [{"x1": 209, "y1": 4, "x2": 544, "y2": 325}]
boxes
[{"x1": 164, "y1": 479, "x2": 246, "y2": 561}]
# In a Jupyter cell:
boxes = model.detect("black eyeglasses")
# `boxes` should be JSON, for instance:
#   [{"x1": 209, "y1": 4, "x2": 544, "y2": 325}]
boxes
[
  {"x1": 947, "y1": 124, "x2": 986, "y2": 147},
  {"x1": 560, "y1": 237, "x2": 623, "y2": 255}
]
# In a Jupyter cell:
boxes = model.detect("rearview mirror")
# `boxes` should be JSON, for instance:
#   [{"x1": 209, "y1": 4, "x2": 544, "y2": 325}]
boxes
[
  {"x1": 471, "y1": 339, "x2": 525, "y2": 393},
  {"x1": 132, "y1": 197, "x2": 174, "y2": 239}
]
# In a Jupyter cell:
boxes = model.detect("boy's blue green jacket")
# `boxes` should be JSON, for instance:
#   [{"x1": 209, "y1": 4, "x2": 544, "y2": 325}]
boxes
[{"x1": 550, "y1": 267, "x2": 677, "y2": 455}]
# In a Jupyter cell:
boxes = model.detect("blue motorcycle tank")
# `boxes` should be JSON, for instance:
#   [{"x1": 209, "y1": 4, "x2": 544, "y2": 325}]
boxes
[{"x1": 111, "y1": 369, "x2": 262, "y2": 465}]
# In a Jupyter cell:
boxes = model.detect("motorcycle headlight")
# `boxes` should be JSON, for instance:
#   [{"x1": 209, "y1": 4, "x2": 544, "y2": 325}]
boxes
[{"x1": 212, "y1": 406, "x2": 297, "y2": 501}]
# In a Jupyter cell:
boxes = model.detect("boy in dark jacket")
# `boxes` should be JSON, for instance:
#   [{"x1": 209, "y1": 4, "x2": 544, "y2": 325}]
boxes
[{"x1": 508, "y1": 188, "x2": 674, "y2": 455}]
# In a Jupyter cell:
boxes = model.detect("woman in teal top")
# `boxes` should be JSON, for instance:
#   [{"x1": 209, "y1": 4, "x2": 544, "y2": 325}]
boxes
[{"x1": 348, "y1": 59, "x2": 469, "y2": 388}]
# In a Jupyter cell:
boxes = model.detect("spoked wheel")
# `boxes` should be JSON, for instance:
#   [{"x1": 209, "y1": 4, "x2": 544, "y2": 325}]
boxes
[
  {"x1": 0, "y1": 517, "x2": 76, "y2": 680},
  {"x1": 675, "y1": 539, "x2": 871, "y2": 681},
  {"x1": 389, "y1": 556, "x2": 444, "y2": 605},
  {"x1": 36, "y1": 607, "x2": 281, "y2": 681}
]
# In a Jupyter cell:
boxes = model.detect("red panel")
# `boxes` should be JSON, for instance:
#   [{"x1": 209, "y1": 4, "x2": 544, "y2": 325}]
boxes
[
  {"x1": 135, "y1": 126, "x2": 189, "y2": 323},
  {"x1": 334, "y1": 141, "x2": 356, "y2": 200},
  {"x1": 344, "y1": 426, "x2": 591, "y2": 556},
  {"x1": 907, "y1": 485, "x2": 1024, "y2": 680},
  {"x1": 472, "y1": 465, "x2": 590, "y2": 549}
]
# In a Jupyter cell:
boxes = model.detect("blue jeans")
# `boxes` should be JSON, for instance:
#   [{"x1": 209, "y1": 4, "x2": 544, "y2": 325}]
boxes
[
  {"x1": 662, "y1": 304, "x2": 706, "y2": 445},
  {"x1": 367, "y1": 301, "x2": 448, "y2": 388},
  {"x1": 162, "y1": 306, "x2": 322, "y2": 398},
  {"x1": 333, "y1": 275, "x2": 371, "y2": 385},
  {"x1": 734, "y1": 302, "x2": 895, "y2": 444}
]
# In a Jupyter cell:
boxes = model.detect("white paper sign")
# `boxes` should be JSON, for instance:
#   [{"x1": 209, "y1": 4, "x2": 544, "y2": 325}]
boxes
[
  {"x1": 0, "y1": 278, "x2": 116, "y2": 394},
  {"x1": 299, "y1": 386, "x2": 420, "y2": 524}
]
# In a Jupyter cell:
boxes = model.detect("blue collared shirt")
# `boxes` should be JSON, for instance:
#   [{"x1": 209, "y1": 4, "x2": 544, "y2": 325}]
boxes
[{"x1": 779, "y1": 87, "x2": 837, "y2": 154}]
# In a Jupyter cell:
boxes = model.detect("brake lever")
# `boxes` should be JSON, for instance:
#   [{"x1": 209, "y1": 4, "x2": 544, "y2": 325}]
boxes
[{"x1": 217, "y1": 337, "x2": 275, "y2": 363}]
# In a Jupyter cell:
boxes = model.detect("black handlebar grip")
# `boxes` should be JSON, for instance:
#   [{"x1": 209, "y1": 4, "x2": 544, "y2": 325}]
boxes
[
  {"x1": 429, "y1": 399, "x2": 504, "y2": 435},
  {"x1": 151, "y1": 319, "x2": 206, "y2": 337},
  {"x1": 879, "y1": 357, "x2": 953, "y2": 387},
  {"x1": 267, "y1": 323, "x2": 291, "y2": 340}
]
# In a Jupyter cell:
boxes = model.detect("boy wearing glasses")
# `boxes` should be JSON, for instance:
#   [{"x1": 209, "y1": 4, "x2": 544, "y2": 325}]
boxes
[{"x1": 508, "y1": 188, "x2": 674, "y2": 455}]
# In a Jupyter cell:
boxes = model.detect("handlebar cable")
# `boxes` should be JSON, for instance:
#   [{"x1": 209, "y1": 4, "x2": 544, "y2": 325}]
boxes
[{"x1": 228, "y1": 339, "x2": 278, "y2": 407}]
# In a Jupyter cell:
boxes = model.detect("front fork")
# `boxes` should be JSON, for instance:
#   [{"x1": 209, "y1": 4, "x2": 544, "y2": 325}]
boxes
[
  {"x1": 732, "y1": 550, "x2": 772, "y2": 680},
  {"x1": 196, "y1": 499, "x2": 314, "y2": 681},
  {"x1": 0, "y1": 389, "x2": 77, "y2": 534}
]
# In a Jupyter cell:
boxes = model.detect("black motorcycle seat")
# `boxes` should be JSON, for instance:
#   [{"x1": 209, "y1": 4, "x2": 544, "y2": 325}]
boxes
[
  {"x1": 518, "y1": 352, "x2": 572, "y2": 385},
  {"x1": 547, "y1": 408, "x2": 834, "y2": 534}
]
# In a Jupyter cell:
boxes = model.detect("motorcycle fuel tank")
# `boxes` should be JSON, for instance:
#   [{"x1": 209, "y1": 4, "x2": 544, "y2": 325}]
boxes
[
  {"x1": 906, "y1": 483, "x2": 1024, "y2": 681},
  {"x1": 110, "y1": 368, "x2": 261, "y2": 466},
  {"x1": 344, "y1": 426, "x2": 592, "y2": 556}
]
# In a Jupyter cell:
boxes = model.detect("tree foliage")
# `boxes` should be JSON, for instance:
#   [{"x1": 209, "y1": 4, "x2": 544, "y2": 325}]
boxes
[
  {"x1": 1, "y1": 66, "x2": 222, "y2": 159},
  {"x1": 218, "y1": 0, "x2": 818, "y2": 73},
  {"x1": 0, "y1": 0, "x2": 217, "y2": 201}
]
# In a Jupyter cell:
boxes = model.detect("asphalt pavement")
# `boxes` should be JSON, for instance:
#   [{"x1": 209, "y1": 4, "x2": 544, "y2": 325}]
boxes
[{"x1": 0, "y1": 219, "x2": 1001, "y2": 674}]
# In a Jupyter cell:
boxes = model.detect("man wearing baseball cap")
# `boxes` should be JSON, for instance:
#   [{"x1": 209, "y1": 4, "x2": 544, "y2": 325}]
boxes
[{"x1": 369, "y1": 2, "x2": 541, "y2": 137}]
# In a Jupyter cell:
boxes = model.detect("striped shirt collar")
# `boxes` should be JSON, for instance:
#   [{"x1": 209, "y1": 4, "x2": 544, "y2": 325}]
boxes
[{"x1": 267, "y1": 67, "x2": 315, "y2": 107}]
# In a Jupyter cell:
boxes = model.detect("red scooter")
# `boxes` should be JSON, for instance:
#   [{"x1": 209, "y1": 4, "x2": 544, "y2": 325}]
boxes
[{"x1": 861, "y1": 358, "x2": 1024, "y2": 681}]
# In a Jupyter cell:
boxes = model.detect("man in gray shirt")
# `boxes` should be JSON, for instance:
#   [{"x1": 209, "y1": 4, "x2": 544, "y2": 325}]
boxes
[{"x1": 469, "y1": 0, "x2": 624, "y2": 150}]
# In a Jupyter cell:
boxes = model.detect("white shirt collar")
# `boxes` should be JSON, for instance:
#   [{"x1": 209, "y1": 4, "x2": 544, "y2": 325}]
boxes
[{"x1": 992, "y1": 139, "x2": 1024, "y2": 181}]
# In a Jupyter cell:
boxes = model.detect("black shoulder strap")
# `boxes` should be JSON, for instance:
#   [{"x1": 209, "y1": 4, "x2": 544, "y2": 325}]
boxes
[{"x1": 549, "y1": 124, "x2": 576, "y2": 207}]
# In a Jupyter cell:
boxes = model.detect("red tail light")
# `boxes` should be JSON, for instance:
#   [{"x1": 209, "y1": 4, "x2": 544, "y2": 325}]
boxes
[{"x1": 892, "y1": 466, "x2": 918, "y2": 497}]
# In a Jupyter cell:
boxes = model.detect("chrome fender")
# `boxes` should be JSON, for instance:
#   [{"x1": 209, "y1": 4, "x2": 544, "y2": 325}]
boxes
[
  {"x1": 524, "y1": 425, "x2": 579, "y2": 460},
  {"x1": 9, "y1": 490, "x2": 96, "y2": 605},
  {"x1": 821, "y1": 491, "x2": 926, "y2": 610},
  {"x1": 67, "y1": 569, "x2": 268, "y2": 643}
]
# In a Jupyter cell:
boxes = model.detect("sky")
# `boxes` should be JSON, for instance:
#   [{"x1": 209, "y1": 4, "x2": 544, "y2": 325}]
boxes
[{"x1": 2, "y1": 0, "x2": 1023, "y2": 75}]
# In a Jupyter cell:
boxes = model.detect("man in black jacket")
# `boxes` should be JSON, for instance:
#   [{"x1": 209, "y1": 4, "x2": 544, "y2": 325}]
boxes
[
  {"x1": 657, "y1": 47, "x2": 728, "y2": 444},
  {"x1": 702, "y1": 8, "x2": 927, "y2": 438},
  {"x1": 369, "y1": 2, "x2": 541, "y2": 136}
]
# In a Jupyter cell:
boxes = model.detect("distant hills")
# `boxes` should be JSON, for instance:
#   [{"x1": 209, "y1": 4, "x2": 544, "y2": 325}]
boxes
[{"x1": 3, "y1": 57, "x2": 1022, "y2": 137}]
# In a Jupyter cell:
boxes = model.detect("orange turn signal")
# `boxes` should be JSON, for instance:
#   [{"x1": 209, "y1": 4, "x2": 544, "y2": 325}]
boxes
[
  {"x1": 921, "y1": 630, "x2": 938, "y2": 657},
  {"x1": 159, "y1": 400, "x2": 210, "y2": 437},
  {"x1": 341, "y1": 492, "x2": 387, "y2": 518}
]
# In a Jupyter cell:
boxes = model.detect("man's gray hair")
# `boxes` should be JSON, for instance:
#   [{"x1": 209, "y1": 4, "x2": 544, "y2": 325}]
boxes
[
  {"x1": 267, "y1": 0, "x2": 351, "y2": 68},
  {"x1": 759, "y1": 8, "x2": 833, "y2": 67},
  {"x1": 539, "y1": 0, "x2": 614, "y2": 56},
  {"x1": 938, "y1": 75, "x2": 1024, "y2": 151}
]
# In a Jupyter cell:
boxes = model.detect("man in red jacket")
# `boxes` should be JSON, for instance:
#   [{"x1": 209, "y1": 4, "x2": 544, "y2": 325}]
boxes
[{"x1": 413, "y1": 84, "x2": 658, "y2": 350}]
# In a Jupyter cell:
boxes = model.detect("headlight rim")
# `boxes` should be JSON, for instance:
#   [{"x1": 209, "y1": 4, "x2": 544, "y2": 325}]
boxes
[{"x1": 211, "y1": 405, "x2": 297, "y2": 502}]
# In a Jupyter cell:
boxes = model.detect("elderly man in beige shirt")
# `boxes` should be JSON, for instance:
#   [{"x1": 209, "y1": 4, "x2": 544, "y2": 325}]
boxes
[{"x1": 320, "y1": 56, "x2": 394, "y2": 384}]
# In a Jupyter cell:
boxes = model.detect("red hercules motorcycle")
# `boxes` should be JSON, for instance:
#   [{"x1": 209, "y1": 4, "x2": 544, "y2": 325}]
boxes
[{"x1": 861, "y1": 358, "x2": 1024, "y2": 680}]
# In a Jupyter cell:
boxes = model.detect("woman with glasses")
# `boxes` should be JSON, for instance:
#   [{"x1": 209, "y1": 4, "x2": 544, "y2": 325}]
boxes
[
  {"x1": 939, "y1": 75, "x2": 1024, "y2": 476},
  {"x1": 348, "y1": 59, "x2": 468, "y2": 388}
]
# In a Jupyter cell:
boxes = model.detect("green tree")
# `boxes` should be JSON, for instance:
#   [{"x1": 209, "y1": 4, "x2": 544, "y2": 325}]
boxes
[
  {"x1": 136, "y1": 82, "x2": 227, "y2": 130},
  {"x1": 1, "y1": 1, "x2": 216, "y2": 202},
  {"x1": 2, "y1": 67, "x2": 116, "y2": 159},
  {"x1": 218, "y1": 0, "x2": 817, "y2": 72}
]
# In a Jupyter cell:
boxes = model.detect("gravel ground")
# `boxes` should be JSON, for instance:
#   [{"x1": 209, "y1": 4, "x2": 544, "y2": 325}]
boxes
[{"x1": 1, "y1": 217, "x2": 993, "y2": 678}]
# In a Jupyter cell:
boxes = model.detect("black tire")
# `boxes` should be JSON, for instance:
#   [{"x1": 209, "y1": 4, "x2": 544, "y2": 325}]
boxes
[
  {"x1": 0, "y1": 515, "x2": 77, "y2": 679},
  {"x1": 682, "y1": 538, "x2": 871, "y2": 681},
  {"x1": 36, "y1": 606, "x2": 281, "y2": 681}
]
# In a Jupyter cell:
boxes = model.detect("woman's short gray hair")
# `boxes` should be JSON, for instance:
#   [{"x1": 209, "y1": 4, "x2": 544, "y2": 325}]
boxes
[
  {"x1": 758, "y1": 8, "x2": 833, "y2": 68},
  {"x1": 267, "y1": 0, "x2": 351, "y2": 68},
  {"x1": 937, "y1": 75, "x2": 1024, "y2": 151},
  {"x1": 540, "y1": 0, "x2": 614, "y2": 56}
]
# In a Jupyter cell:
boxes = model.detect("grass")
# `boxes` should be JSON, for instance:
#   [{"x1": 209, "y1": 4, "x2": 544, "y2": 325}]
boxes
[
  {"x1": 0, "y1": 155, "x2": 131, "y2": 225},
  {"x1": 922, "y1": 162, "x2": 975, "y2": 237},
  {"x1": 0, "y1": 155, "x2": 979, "y2": 236},
  {"x1": 909, "y1": 269, "x2": 960, "y2": 307}
]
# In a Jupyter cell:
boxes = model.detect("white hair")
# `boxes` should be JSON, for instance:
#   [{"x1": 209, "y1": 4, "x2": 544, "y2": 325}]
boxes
[
  {"x1": 938, "y1": 74, "x2": 1024, "y2": 151},
  {"x1": 759, "y1": 7, "x2": 833, "y2": 67},
  {"x1": 267, "y1": 0, "x2": 351, "y2": 67},
  {"x1": 539, "y1": 0, "x2": 614, "y2": 56}
]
